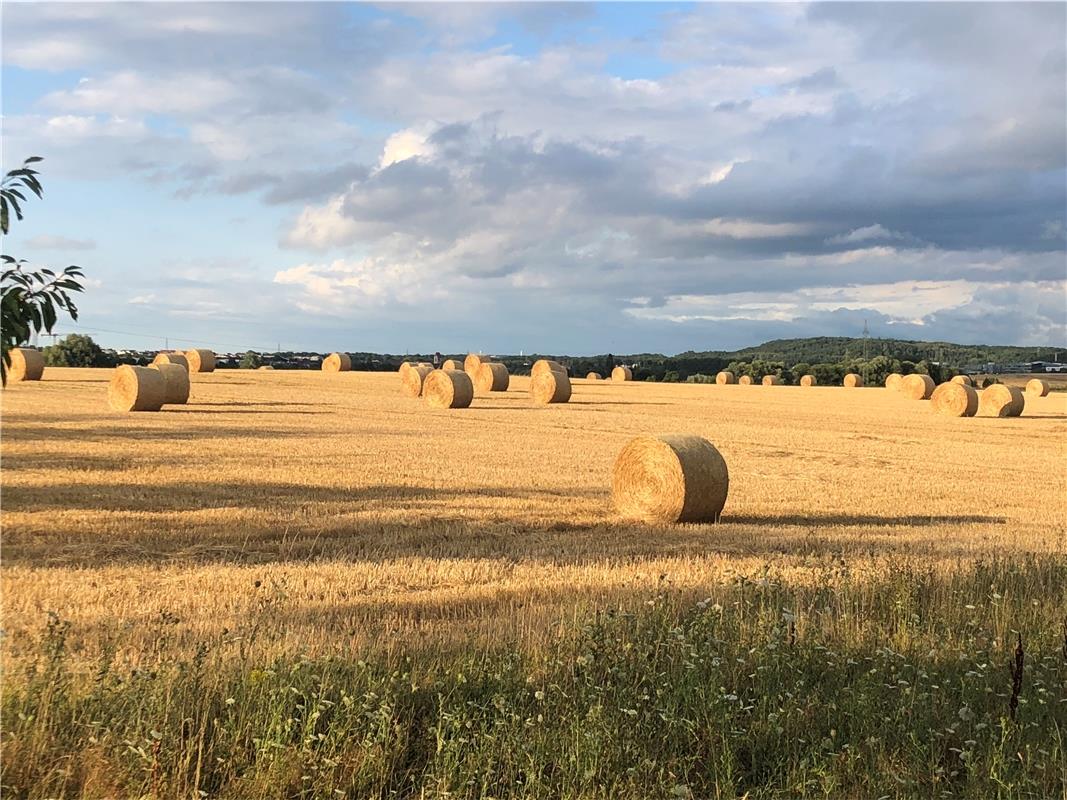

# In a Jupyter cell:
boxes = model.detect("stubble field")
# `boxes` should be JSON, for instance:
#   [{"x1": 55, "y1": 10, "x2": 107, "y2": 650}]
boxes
[{"x1": 2, "y1": 368, "x2": 1066, "y2": 798}]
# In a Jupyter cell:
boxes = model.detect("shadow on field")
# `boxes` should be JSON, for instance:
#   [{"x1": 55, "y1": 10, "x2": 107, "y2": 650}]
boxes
[
  {"x1": 162, "y1": 408, "x2": 329, "y2": 416},
  {"x1": 1, "y1": 422, "x2": 317, "y2": 444},
  {"x1": 730, "y1": 514, "x2": 1007, "y2": 527}
]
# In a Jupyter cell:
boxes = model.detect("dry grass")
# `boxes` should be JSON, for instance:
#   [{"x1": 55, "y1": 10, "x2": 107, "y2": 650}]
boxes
[{"x1": 2, "y1": 368, "x2": 1065, "y2": 673}]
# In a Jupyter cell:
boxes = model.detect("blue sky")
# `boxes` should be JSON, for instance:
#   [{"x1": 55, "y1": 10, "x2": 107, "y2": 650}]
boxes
[{"x1": 3, "y1": 2, "x2": 1065, "y2": 355}]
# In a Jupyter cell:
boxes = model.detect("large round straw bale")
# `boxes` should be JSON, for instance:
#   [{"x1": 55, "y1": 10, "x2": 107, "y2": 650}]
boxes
[
  {"x1": 322, "y1": 352, "x2": 351, "y2": 372},
  {"x1": 611, "y1": 366, "x2": 633, "y2": 381},
  {"x1": 530, "y1": 370, "x2": 571, "y2": 405},
  {"x1": 442, "y1": 359, "x2": 463, "y2": 371},
  {"x1": 843, "y1": 373, "x2": 864, "y2": 388},
  {"x1": 258, "y1": 365, "x2": 275, "y2": 370},
  {"x1": 586, "y1": 372, "x2": 602, "y2": 380},
  {"x1": 1025, "y1": 378, "x2": 1050, "y2": 397},
  {"x1": 951, "y1": 375, "x2": 972, "y2": 386},
  {"x1": 885, "y1": 373, "x2": 903, "y2": 391},
  {"x1": 532, "y1": 359, "x2": 566, "y2": 377},
  {"x1": 978, "y1": 384, "x2": 1024, "y2": 417},
  {"x1": 800, "y1": 374, "x2": 817, "y2": 387},
  {"x1": 900, "y1": 373, "x2": 935, "y2": 400},
  {"x1": 149, "y1": 362, "x2": 190, "y2": 404},
  {"x1": 475, "y1": 362, "x2": 509, "y2": 392},
  {"x1": 612, "y1": 434, "x2": 729, "y2": 524},
  {"x1": 464, "y1": 353, "x2": 489, "y2": 375},
  {"x1": 424, "y1": 369, "x2": 474, "y2": 409},
  {"x1": 7, "y1": 347, "x2": 44, "y2": 382},
  {"x1": 738, "y1": 375, "x2": 753, "y2": 385},
  {"x1": 762, "y1": 375, "x2": 781, "y2": 386},
  {"x1": 930, "y1": 381, "x2": 978, "y2": 417},
  {"x1": 152, "y1": 352, "x2": 189, "y2": 370},
  {"x1": 401, "y1": 363, "x2": 433, "y2": 397},
  {"x1": 108, "y1": 365, "x2": 165, "y2": 412},
  {"x1": 185, "y1": 349, "x2": 215, "y2": 373},
  {"x1": 715, "y1": 371, "x2": 735, "y2": 385}
]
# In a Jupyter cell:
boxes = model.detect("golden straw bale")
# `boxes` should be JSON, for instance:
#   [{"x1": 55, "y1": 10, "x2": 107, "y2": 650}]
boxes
[
  {"x1": 401, "y1": 364, "x2": 433, "y2": 397},
  {"x1": 612, "y1": 434, "x2": 729, "y2": 524},
  {"x1": 149, "y1": 363, "x2": 190, "y2": 404},
  {"x1": 586, "y1": 372, "x2": 602, "y2": 380},
  {"x1": 951, "y1": 375, "x2": 972, "y2": 386},
  {"x1": 885, "y1": 373, "x2": 903, "y2": 391},
  {"x1": 900, "y1": 374, "x2": 935, "y2": 400},
  {"x1": 978, "y1": 384, "x2": 1024, "y2": 417},
  {"x1": 532, "y1": 359, "x2": 566, "y2": 377},
  {"x1": 762, "y1": 375, "x2": 781, "y2": 386},
  {"x1": 475, "y1": 362, "x2": 510, "y2": 392},
  {"x1": 152, "y1": 352, "x2": 189, "y2": 370},
  {"x1": 442, "y1": 359, "x2": 463, "y2": 371},
  {"x1": 611, "y1": 366, "x2": 633, "y2": 381},
  {"x1": 464, "y1": 353, "x2": 489, "y2": 375},
  {"x1": 185, "y1": 349, "x2": 215, "y2": 373},
  {"x1": 930, "y1": 382, "x2": 978, "y2": 417},
  {"x1": 1025, "y1": 378, "x2": 1050, "y2": 397},
  {"x1": 738, "y1": 375, "x2": 753, "y2": 385},
  {"x1": 108, "y1": 365, "x2": 165, "y2": 412},
  {"x1": 843, "y1": 373, "x2": 864, "y2": 388},
  {"x1": 423, "y1": 369, "x2": 474, "y2": 409},
  {"x1": 322, "y1": 352, "x2": 351, "y2": 372},
  {"x1": 800, "y1": 374, "x2": 817, "y2": 387},
  {"x1": 7, "y1": 348, "x2": 44, "y2": 382},
  {"x1": 258, "y1": 365, "x2": 274, "y2": 370},
  {"x1": 530, "y1": 370, "x2": 572, "y2": 405},
  {"x1": 715, "y1": 371, "x2": 735, "y2": 385}
]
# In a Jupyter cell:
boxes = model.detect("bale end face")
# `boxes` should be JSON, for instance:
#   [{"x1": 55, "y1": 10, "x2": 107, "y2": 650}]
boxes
[
  {"x1": 930, "y1": 381, "x2": 978, "y2": 417},
  {"x1": 738, "y1": 375, "x2": 753, "y2": 385},
  {"x1": 978, "y1": 384, "x2": 1024, "y2": 417},
  {"x1": 761, "y1": 375, "x2": 781, "y2": 386},
  {"x1": 900, "y1": 374, "x2": 935, "y2": 400},
  {"x1": 442, "y1": 359, "x2": 463, "y2": 372},
  {"x1": 323, "y1": 352, "x2": 352, "y2": 372},
  {"x1": 475, "y1": 362, "x2": 510, "y2": 393},
  {"x1": 532, "y1": 359, "x2": 567, "y2": 378},
  {"x1": 951, "y1": 375, "x2": 973, "y2": 386},
  {"x1": 108, "y1": 365, "x2": 165, "y2": 412},
  {"x1": 7, "y1": 347, "x2": 45, "y2": 382},
  {"x1": 424, "y1": 369, "x2": 474, "y2": 408},
  {"x1": 1025, "y1": 378, "x2": 1050, "y2": 397},
  {"x1": 800, "y1": 374, "x2": 817, "y2": 387},
  {"x1": 715, "y1": 371, "x2": 735, "y2": 385},
  {"x1": 843, "y1": 373, "x2": 863, "y2": 388},
  {"x1": 611, "y1": 365, "x2": 633, "y2": 382},
  {"x1": 612, "y1": 434, "x2": 729, "y2": 524},
  {"x1": 586, "y1": 372, "x2": 602, "y2": 380},
  {"x1": 150, "y1": 363, "x2": 190, "y2": 404},
  {"x1": 152, "y1": 352, "x2": 189, "y2": 370},
  {"x1": 185, "y1": 349, "x2": 216, "y2": 373},
  {"x1": 401, "y1": 364, "x2": 434, "y2": 397},
  {"x1": 463, "y1": 353, "x2": 487, "y2": 375},
  {"x1": 885, "y1": 373, "x2": 903, "y2": 391},
  {"x1": 531, "y1": 370, "x2": 572, "y2": 405}
]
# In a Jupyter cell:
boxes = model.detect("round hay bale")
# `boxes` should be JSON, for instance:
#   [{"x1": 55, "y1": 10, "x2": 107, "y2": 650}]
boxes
[
  {"x1": 149, "y1": 362, "x2": 190, "y2": 404},
  {"x1": 108, "y1": 365, "x2": 165, "y2": 412},
  {"x1": 885, "y1": 373, "x2": 903, "y2": 391},
  {"x1": 530, "y1": 370, "x2": 571, "y2": 405},
  {"x1": 930, "y1": 381, "x2": 978, "y2": 417},
  {"x1": 761, "y1": 375, "x2": 781, "y2": 386},
  {"x1": 464, "y1": 353, "x2": 489, "y2": 375},
  {"x1": 900, "y1": 374, "x2": 935, "y2": 400},
  {"x1": 152, "y1": 352, "x2": 189, "y2": 370},
  {"x1": 7, "y1": 347, "x2": 44, "y2": 382},
  {"x1": 800, "y1": 374, "x2": 817, "y2": 387},
  {"x1": 586, "y1": 372, "x2": 602, "y2": 380},
  {"x1": 612, "y1": 434, "x2": 729, "y2": 524},
  {"x1": 715, "y1": 371, "x2": 735, "y2": 385},
  {"x1": 442, "y1": 359, "x2": 463, "y2": 371},
  {"x1": 611, "y1": 366, "x2": 633, "y2": 382},
  {"x1": 532, "y1": 359, "x2": 566, "y2": 377},
  {"x1": 951, "y1": 375, "x2": 972, "y2": 386},
  {"x1": 843, "y1": 373, "x2": 864, "y2": 388},
  {"x1": 738, "y1": 375, "x2": 753, "y2": 385},
  {"x1": 1025, "y1": 378, "x2": 1050, "y2": 397},
  {"x1": 185, "y1": 349, "x2": 215, "y2": 373},
  {"x1": 475, "y1": 362, "x2": 509, "y2": 392},
  {"x1": 322, "y1": 352, "x2": 351, "y2": 372},
  {"x1": 258, "y1": 365, "x2": 275, "y2": 370},
  {"x1": 424, "y1": 369, "x2": 474, "y2": 409},
  {"x1": 978, "y1": 384, "x2": 1024, "y2": 417},
  {"x1": 401, "y1": 363, "x2": 433, "y2": 397}
]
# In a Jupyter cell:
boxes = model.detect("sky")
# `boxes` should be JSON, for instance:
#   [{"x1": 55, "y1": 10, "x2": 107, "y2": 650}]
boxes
[{"x1": 2, "y1": 2, "x2": 1065, "y2": 356}]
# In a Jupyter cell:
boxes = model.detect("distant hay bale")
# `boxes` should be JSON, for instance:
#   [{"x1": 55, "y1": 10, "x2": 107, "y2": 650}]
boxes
[
  {"x1": 464, "y1": 353, "x2": 489, "y2": 375},
  {"x1": 322, "y1": 352, "x2": 351, "y2": 372},
  {"x1": 530, "y1": 370, "x2": 571, "y2": 405},
  {"x1": 152, "y1": 352, "x2": 189, "y2": 370},
  {"x1": 423, "y1": 369, "x2": 474, "y2": 409},
  {"x1": 978, "y1": 384, "x2": 1024, "y2": 417},
  {"x1": 532, "y1": 359, "x2": 566, "y2": 377},
  {"x1": 7, "y1": 347, "x2": 44, "y2": 382},
  {"x1": 930, "y1": 381, "x2": 978, "y2": 417},
  {"x1": 442, "y1": 359, "x2": 463, "y2": 371},
  {"x1": 800, "y1": 374, "x2": 816, "y2": 387},
  {"x1": 258, "y1": 365, "x2": 274, "y2": 370},
  {"x1": 612, "y1": 434, "x2": 729, "y2": 524},
  {"x1": 475, "y1": 362, "x2": 510, "y2": 392},
  {"x1": 586, "y1": 372, "x2": 602, "y2": 380},
  {"x1": 885, "y1": 373, "x2": 903, "y2": 391},
  {"x1": 611, "y1": 366, "x2": 633, "y2": 381},
  {"x1": 108, "y1": 365, "x2": 165, "y2": 412},
  {"x1": 761, "y1": 375, "x2": 781, "y2": 386},
  {"x1": 843, "y1": 373, "x2": 864, "y2": 388},
  {"x1": 715, "y1": 371, "x2": 735, "y2": 385},
  {"x1": 149, "y1": 362, "x2": 190, "y2": 404},
  {"x1": 900, "y1": 374, "x2": 935, "y2": 400},
  {"x1": 738, "y1": 375, "x2": 753, "y2": 385},
  {"x1": 951, "y1": 375, "x2": 972, "y2": 386},
  {"x1": 185, "y1": 349, "x2": 216, "y2": 373},
  {"x1": 1025, "y1": 378, "x2": 1050, "y2": 397},
  {"x1": 401, "y1": 363, "x2": 433, "y2": 397}
]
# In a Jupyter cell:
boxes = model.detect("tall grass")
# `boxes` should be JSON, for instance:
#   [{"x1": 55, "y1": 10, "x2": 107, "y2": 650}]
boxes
[{"x1": 4, "y1": 557, "x2": 1064, "y2": 799}]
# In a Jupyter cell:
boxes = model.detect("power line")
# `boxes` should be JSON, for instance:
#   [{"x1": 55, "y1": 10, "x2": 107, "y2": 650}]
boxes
[{"x1": 60, "y1": 323, "x2": 277, "y2": 354}]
